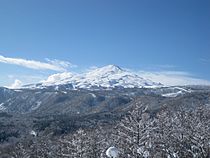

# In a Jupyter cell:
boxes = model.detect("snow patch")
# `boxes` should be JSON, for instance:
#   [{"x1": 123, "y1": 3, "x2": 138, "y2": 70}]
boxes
[
  {"x1": 42, "y1": 72, "x2": 75, "y2": 86},
  {"x1": 162, "y1": 87, "x2": 191, "y2": 97},
  {"x1": 31, "y1": 101, "x2": 42, "y2": 111},
  {"x1": 0, "y1": 103, "x2": 6, "y2": 111},
  {"x1": 89, "y1": 93, "x2": 96, "y2": 98},
  {"x1": 30, "y1": 130, "x2": 37, "y2": 137},
  {"x1": 162, "y1": 91, "x2": 183, "y2": 97},
  {"x1": 14, "y1": 89, "x2": 23, "y2": 92},
  {"x1": 106, "y1": 147, "x2": 119, "y2": 158}
]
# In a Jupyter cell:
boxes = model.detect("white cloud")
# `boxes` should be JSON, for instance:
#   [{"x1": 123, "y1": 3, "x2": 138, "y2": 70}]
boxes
[
  {"x1": 8, "y1": 79, "x2": 22, "y2": 89},
  {"x1": 45, "y1": 58, "x2": 77, "y2": 69},
  {"x1": 7, "y1": 74, "x2": 46, "y2": 85},
  {"x1": 0, "y1": 55, "x2": 75, "y2": 72},
  {"x1": 138, "y1": 71, "x2": 210, "y2": 86}
]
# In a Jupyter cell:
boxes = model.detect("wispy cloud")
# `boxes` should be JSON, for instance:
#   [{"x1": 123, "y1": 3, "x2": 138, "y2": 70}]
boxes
[
  {"x1": 138, "y1": 70, "x2": 210, "y2": 86},
  {"x1": 0, "y1": 55, "x2": 76, "y2": 72},
  {"x1": 143, "y1": 64, "x2": 178, "y2": 71},
  {"x1": 200, "y1": 58, "x2": 210, "y2": 64},
  {"x1": 45, "y1": 58, "x2": 77, "y2": 69},
  {"x1": 154, "y1": 64, "x2": 177, "y2": 69}
]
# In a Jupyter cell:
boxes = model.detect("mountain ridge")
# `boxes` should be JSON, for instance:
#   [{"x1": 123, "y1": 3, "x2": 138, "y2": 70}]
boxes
[{"x1": 22, "y1": 65, "x2": 162, "y2": 90}]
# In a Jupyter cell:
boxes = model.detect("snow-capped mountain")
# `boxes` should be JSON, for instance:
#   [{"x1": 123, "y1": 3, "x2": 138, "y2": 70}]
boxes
[{"x1": 24, "y1": 65, "x2": 162, "y2": 89}]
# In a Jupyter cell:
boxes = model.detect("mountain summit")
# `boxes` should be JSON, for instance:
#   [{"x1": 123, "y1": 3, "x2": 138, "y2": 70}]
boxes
[
  {"x1": 85, "y1": 65, "x2": 123, "y2": 78},
  {"x1": 24, "y1": 65, "x2": 162, "y2": 89}
]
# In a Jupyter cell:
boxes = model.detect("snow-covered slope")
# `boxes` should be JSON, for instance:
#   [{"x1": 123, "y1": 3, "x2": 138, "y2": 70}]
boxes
[
  {"x1": 161, "y1": 87, "x2": 192, "y2": 97},
  {"x1": 0, "y1": 103, "x2": 6, "y2": 111},
  {"x1": 24, "y1": 65, "x2": 162, "y2": 89}
]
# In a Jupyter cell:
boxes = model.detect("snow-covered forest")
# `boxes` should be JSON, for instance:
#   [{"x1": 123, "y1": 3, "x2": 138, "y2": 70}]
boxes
[{"x1": 3, "y1": 103, "x2": 209, "y2": 158}]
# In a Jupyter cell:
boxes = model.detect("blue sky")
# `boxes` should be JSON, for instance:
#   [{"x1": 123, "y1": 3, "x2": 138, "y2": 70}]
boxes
[{"x1": 0, "y1": 0, "x2": 210, "y2": 87}]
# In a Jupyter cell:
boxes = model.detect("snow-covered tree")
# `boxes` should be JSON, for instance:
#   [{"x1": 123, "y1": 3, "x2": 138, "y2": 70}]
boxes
[
  {"x1": 9, "y1": 104, "x2": 210, "y2": 158},
  {"x1": 114, "y1": 103, "x2": 210, "y2": 158},
  {"x1": 58, "y1": 129, "x2": 89, "y2": 158},
  {"x1": 87, "y1": 127, "x2": 106, "y2": 158},
  {"x1": 172, "y1": 106, "x2": 210, "y2": 158},
  {"x1": 154, "y1": 106, "x2": 210, "y2": 158},
  {"x1": 115, "y1": 103, "x2": 154, "y2": 157},
  {"x1": 59, "y1": 127, "x2": 106, "y2": 158},
  {"x1": 12, "y1": 143, "x2": 30, "y2": 158}
]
